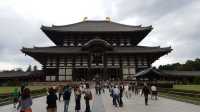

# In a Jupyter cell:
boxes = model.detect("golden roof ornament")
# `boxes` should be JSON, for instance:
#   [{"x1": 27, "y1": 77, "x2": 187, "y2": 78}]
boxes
[
  {"x1": 83, "y1": 17, "x2": 88, "y2": 21},
  {"x1": 106, "y1": 17, "x2": 111, "y2": 22}
]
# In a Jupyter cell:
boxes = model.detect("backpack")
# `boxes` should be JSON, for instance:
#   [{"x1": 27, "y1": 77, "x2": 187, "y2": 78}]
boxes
[{"x1": 85, "y1": 90, "x2": 92, "y2": 100}]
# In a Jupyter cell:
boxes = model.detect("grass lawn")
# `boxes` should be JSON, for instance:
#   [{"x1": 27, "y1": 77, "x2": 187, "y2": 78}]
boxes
[
  {"x1": 160, "y1": 92, "x2": 200, "y2": 105},
  {"x1": 0, "y1": 86, "x2": 48, "y2": 94},
  {"x1": 173, "y1": 85, "x2": 200, "y2": 92}
]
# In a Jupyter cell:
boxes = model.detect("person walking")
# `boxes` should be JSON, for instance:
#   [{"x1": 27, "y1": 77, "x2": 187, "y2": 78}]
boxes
[
  {"x1": 124, "y1": 83, "x2": 129, "y2": 98},
  {"x1": 119, "y1": 84, "x2": 124, "y2": 107},
  {"x1": 84, "y1": 83, "x2": 92, "y2": 112},
  {"x1": 19, "y1": 85, "x2": 25, "y2": 97},
  {"x1": 58, "y1": 85, "x2": 63, "y2": 101},
  {"x1": 63, "y1": 85, "x2": 71, "y2": 112},
  {"x1": 110, "y1": 85, "x2": 115, "y2": 105},
  {"x1": 142, "y1": 83, "x2": 150, "y2": 106},
  {"x1": 17, "y1": 88, "x2": 32, "y2": 112},
  {"x1": 128, "y1": 83, "x2": 132, "y2": 98},
  {"x1": 113, "y1": 85, "x2": 120, "y2": 107},
  {"x1": 135, "y1": 82, "x2": 139, "y2": 95},
  {"x1": 74, "y1": 85, "x2": 81, "y2": 112},
  {"x1": 151, "y1": 85, "x2": 158, "y2": 100},
  {"x1": 47, "y1": 87, "x2": 58, "y2": 112},
  {"x1": 12, "y1": 88, "x2": 19, "y2": 108},
  {"x1": 95, "y1": 82, "x2": 100, "y2": 95}
]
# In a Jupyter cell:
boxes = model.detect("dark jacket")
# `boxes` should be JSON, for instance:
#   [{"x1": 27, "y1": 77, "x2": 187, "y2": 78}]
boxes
[
  {"x1": 47, "y1": 94, "x2": 58, "y2": 108},
  {"x1": 119, "y1": 86, "x2": 124, "y2": 97},
  {"x1": 142, "y1": 86, "x2": 150, "y2": 97},
  {"x1": 63, "y1": 89, "x2": 71, "y2": 100}
]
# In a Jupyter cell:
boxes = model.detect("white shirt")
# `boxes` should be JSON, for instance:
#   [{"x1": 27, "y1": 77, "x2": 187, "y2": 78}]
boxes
[
  {"x1": 151, "y1": 86, "x2": 157, "y2": 91},
  {"x1": 113, "y1": 88, "x2": 120, "y2": 95},
  {"x1": 124, "y1": 85, "x2": 129, "y2": 91}
]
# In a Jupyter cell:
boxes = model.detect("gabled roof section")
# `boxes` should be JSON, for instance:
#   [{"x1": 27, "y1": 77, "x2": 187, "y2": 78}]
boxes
[
  {"x1": 82, "y1": 38, "x2": 113, "y2": 51},
  {"x1": 0, "y1": 71, "x2": 44, "y2": 79},
  {"x1": 41, "y1": 20, "x2": 152, "y2": 32},
  {"x1": 0, "y1": 71, "x2": 31, "y2": 78},
  {"x1": 161, "y1": 70, "x2": 200, "y2": 77},
  {"x1": 135, "y1": 68, "x2": 200, "y2": 79}
]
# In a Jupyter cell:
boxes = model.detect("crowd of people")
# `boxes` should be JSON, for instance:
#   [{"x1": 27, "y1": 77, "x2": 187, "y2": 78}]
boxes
[
  {"x1": 94, "y1": 81, "x2": 158, "y2": 106},
  {"x1": 11, "y1": 81, "x2": 158, "y2": 112},
  {"x1": 46, "y1": 83, "x2": 92, "y2": 112}
]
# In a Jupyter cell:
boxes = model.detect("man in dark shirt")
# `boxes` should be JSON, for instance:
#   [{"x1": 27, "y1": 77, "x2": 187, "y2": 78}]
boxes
[
  {"x1": 47, "y1": 87, "x2": 58, "y2": 112},
  {"x1": 63, "y1": 85, "x2": 71, "y2": 112},
  {"x1": 142, "y1": 83, "x2": 150, "y2": 106}
]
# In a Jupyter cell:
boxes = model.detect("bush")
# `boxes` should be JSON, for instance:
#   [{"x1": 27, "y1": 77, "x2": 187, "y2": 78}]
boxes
[
  {"x1": 157, "y1": 83, "x2": 173, "y2": 88},
  {"x1": 31, "y1": 88, "x2": 47, "y2": 96}
]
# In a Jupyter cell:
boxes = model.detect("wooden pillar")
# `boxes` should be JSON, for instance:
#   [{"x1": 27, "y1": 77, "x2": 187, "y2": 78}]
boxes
[
  {"x1": 119, "y1": 55, "x2": 123, "y2": 80},
  {"x1": 135, "y1": 56, "x2": 138, "y2": 72},
  {"x1": 56, "y1": 56, "x2": 59, "y2": 81},
  {"x1": 72, "y1": 55, "x2": 76, "y2": 80},
  {"x1": 147, "y1": 57, "x2": 151, "y2": 68},
  {"x1": 127, "y1": 55, "x2": 130, "y2": 66},
  {"x1": 43, "y1": 58, "x2": 47, "y2": 81},
  {"x1": 87, "y1": 53, "x2": 91, "y2": 81},
  {"x1": 103, "y1": 53, "x2": 107, "y2": 81}
]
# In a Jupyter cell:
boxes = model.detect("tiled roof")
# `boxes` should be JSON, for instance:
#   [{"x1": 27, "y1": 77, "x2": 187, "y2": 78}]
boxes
[
  {"x1": 21, "y1": 46, "x2": 172, "y2": 54},
  {"x1": 0, "y1": 71, "x2": 43, "y2": 78},
  {"x1": 162, "y1": 70, "x2": 200, "y2": 77},
  {"x1": 41, "y1": 20, "x2": 152, "y2": 32},
  {"x1": 0, "y1": 71, "x2": 31, "y2": 78},
  {"x1": 135, "y1": 68, "x2": 200, "y2": 78}
]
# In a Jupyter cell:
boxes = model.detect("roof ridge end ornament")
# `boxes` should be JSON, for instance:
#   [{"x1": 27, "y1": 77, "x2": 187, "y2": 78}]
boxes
[
  {"x1": 83, "y1": 17, "x2": 88, "y2": 21},
  {"x1": 106, "y1": 17, "x2": 111, "y2": 22}
]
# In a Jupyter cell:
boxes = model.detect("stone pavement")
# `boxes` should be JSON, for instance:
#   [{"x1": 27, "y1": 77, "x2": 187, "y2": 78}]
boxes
[
  {"x1": 101, "y1": 89, "x2": 200, "y2": 112},
  {"x1": 0, "y1": 89, "x2": 200, "y2": 112}
]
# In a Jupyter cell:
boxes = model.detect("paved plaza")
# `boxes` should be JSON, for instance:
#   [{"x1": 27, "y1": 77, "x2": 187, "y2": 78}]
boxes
[{"x1": 0, "y1": 89, "x2": 200, "y2": 112}]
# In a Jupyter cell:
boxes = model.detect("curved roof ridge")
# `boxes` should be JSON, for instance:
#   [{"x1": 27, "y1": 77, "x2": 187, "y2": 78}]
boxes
[
  {"x1": 42, "y1": 20, "x2": 152, "y2": 29},
  {"x1": 22, "y1": 46, "x2": 58, "y2": 49},
  {"x1": 84, "y1": 38, "x2": 111, "y2": 46},
  {"x1": 136, "y1": 45, "x2": 160, "y2": 48},
  {"x1": 82, "y1": 38, "x2": 113, "y2": 51},
  {"x1": 110, "y1": 21, "x2": 152, "y2": 28}
]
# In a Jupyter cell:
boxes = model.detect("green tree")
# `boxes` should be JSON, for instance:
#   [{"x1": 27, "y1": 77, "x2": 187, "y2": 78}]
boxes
[{"x1": 158, "y1": 58, "x2": 200, "y2": 71}]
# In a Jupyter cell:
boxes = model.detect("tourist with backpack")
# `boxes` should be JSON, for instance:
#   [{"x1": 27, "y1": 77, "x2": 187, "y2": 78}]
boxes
[
  {"x1": 63, "y1": 85, "x2": 71, "y2": 112},
  {"x1": 84, "y1": 83, "x2": 92, "y2": 112}
]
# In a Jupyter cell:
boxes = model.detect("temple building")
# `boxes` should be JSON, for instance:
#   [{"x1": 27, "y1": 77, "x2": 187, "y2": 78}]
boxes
[{"x1": 21, "y1": 19, "x2": 172, "y2": 81}]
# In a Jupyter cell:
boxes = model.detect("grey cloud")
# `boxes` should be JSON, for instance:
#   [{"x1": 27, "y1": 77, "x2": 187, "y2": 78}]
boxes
[
  {"x1": 113, "y1": 0, "x2": 193, "y2": 23},
  {"x1": 109, "y1": 0, "x2": 200, "y2": 65},
  {"x1": 0, "y1": 0, "x2": 200, "y2": 70},
  {"x1": 0, "y1": 8, "x2": 53, "y2": 70}
]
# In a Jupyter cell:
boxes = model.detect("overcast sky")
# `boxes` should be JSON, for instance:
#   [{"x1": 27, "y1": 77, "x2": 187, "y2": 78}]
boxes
[{"x1": 0, "y1": 0, "x2": 200, "y2": 71}]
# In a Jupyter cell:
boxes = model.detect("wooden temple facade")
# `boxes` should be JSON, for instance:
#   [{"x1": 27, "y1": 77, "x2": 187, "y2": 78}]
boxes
[{"x1": 21, "y1": 20, "x2": 172, "y2": 81}]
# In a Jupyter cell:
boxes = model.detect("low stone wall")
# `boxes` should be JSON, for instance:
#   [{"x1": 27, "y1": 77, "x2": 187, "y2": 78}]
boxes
[
  {"x1": 29, "y1": 81, "x2": 95, "y2": 88},
  {"x1": 0, "y1": 88, "x2": 47, "y2": 106}
]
